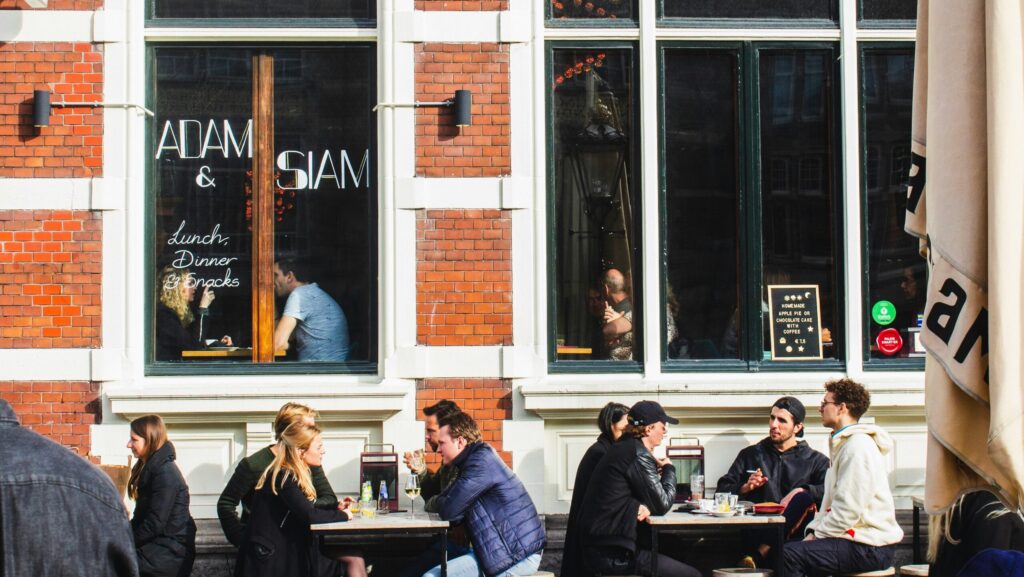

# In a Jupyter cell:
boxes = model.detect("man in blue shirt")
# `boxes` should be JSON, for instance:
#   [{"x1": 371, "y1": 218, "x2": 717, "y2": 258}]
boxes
[{"x1": 273, "y1": 258, "x2": 350, "y2": 361}]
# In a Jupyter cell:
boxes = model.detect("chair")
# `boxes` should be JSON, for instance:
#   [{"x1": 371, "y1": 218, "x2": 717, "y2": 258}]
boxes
[
  {"x1": 899, "y1": 565, "x2": 929, "y2": 576},
  {"x1": 840, "y1": 568, "x2": 896, "y2": 576}
]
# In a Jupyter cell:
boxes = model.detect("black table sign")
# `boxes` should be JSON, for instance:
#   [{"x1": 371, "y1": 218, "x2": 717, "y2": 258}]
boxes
[{"x1": 767, "y1": 285, "x2": 823, "y2": 361}]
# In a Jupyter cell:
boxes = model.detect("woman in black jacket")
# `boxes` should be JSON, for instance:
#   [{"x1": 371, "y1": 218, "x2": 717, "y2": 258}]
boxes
[
  {"x1": 577, "y1": 401, "x2": 700, "y2": 577},
  {"x1": 235, "y1": 421, "x2": 352, "y2": 577},
  {"x1": 561, "y1": 402, "x2": 629, "y2": 577},
  {"x1": 156, "y1": 266, "x2": 232, "y2": 361},
  {"x1": 127, "y1": 415, "x2": 197, "y2": 577}
]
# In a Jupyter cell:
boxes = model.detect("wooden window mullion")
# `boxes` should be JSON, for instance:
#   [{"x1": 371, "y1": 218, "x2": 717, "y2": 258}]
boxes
[{"x1": 252, "y1": 53, "x2": 276, "y2": 362}]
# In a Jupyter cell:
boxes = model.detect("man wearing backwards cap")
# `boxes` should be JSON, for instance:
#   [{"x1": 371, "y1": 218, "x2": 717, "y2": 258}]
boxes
[
  {"x1": 716, "y1": 396, "x2": 830, "y2": 568},
  {"x1": 577, "y1": 401, "x2": 700, "y2": 577}
]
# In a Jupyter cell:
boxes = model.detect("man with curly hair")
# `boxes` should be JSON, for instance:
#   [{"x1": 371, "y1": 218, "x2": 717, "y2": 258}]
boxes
[{"x1": 783, "y1": 379, "x2": 904, "y2": 577}]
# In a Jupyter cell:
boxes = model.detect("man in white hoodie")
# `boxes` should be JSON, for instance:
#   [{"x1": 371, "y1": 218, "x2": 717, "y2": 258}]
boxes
[{"x1": 783, "y1": 378, "x2": 904, "y2": 577}]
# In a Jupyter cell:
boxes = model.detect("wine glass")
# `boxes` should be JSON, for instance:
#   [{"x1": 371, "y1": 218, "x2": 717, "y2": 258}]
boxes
[{"x1": 405, "y1": 475, "x2": 421, "y2": 516}]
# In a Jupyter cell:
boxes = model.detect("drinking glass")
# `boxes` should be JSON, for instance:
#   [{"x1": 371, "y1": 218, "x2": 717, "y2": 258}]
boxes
[
  {"x1": 405, "y1": 475, "x2": 421, "y2": 516},
  {"x1": 690, "y1": 474, "x2": 704, "y2": 501},
  {"x1": 410, "y1": 449, "x2": 426, "y2": 473},
  {"x1": 728, "y1": 494, "x2": 739, "y2": 512},
  {"x1": 359, "y1": 499, "x2": 375, "y2": 519},
  {"x1": 715, "y1": 492, "x2": 731, "y2": 512}
]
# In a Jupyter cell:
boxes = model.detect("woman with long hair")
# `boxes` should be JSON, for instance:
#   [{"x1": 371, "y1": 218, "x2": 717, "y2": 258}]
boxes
[
  {"x1": 156, "y1": 265, "x2": 231, "y2": 361},
  {"x1": 234, "y1": 422, "x2": 352, "y2": 577},
  {"x1": 561, "y1": 402, "x2": 630, "y2": 577},
  {"x1": 127, "y1": 415, "x2": 196, "y2": 577}
]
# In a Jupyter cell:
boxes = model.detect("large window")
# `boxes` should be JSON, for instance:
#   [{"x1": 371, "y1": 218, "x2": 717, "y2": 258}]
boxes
[
  {"x1": 662, "y1": 45, "x2": 840, "y2": 368},
  {"x1": 148, "y1": 45, "x2": 377, "y2": 374},
  {"x1": 147, "y1": 0, "x2": 375, "y2": 25}
]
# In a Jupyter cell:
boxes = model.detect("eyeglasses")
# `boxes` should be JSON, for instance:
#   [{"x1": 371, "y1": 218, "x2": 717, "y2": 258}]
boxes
[{"x1": 819, "y1": 400, "x2": 841, "y2": 410}]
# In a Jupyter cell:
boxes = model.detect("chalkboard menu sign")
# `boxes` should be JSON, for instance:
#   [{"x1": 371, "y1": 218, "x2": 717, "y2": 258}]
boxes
[{"x1": 767, "y1": 285, "x2": 823, "y2": 361}]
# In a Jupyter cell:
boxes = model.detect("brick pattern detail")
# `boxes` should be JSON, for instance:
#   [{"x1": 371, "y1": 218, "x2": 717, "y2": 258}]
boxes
[
  {"x1": 417, "y1": 210, "x2": 512, "y2": 346},
  {"x1": 0, "y1": 210, "x2": 102, "y2": 348},
  {"x1": 415, "y1": 43, "x2": 510, "y2": 177},
  {"x1": 0, "y1": 381, "x2": 101, "y2": 456},
  {"x1": 417, "y1": 378, "x2": 513, "y2": 466},
  {"x1": 2, "y1": 42, "x2": 104, "y2": 178},
  {"x1": 0, "y1": 0, "x2": 102, "y2": 8},
  {"x1": 415, "y1": 0, "x2": 508, "y2": 9}
]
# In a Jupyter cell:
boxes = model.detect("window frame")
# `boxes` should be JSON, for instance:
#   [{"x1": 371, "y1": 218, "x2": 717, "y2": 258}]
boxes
[
  {"x1": 856, "y1": 0, "x2": 917, "y2": 30},
  {"x1": 143, "y1": 42, "x2": 380, "y2": 377},
  {"x1": 144, "y1": 0, "x2": 377, "y2": 29},
  {"x1": 657, "y1": 40, "x2": 846, "y2": 373},
  {"x1": 545, "y1": 40, "x2": 644, "y2": 375},
  {"x1": 656, "y1": 0, "x2": 840, "y2": 30}
]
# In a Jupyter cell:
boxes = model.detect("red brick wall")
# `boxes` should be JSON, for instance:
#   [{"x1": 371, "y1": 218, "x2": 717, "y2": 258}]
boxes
[
  {"x1": 415, "y1": 1, "x2": 508, "y2": 9},
  {"x1": 417, "y1": 209, "x2": 512, "y2": 346},
  {"x1": 0, "y1": 210, "x2": 102, "y2": 348},
  {"x1": 0, "y1": 0, "x2": 102, "y2": 9},
  {"x1": 0, "y1": 381, "x2": 100, "y2": 456},
  {"x1": 2, "y1": 42, "x2": 103, "y2": 178},
  {"x1": 417, "y1": 378, "x2": 512, "y2": 466},
  {"x1": 415, "y1": 43, "x2": 510, "y2": 177}
]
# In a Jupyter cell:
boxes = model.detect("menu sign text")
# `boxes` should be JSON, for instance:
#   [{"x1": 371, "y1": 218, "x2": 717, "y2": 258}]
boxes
[{"x1": 768, "y1": 285, "x2": 823, "y2": 361}]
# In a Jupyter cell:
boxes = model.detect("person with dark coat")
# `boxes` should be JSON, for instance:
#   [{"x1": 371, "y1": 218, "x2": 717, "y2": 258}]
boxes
[
  {"x1": 1, "y1": 399, "x2": 139, "y2": 577},
  {"x1": 234, "y1": 422, "x2": 352, "y2": 577},
  {"x1": 716, "y1": 397, "x2": 831, "y2": 567},
  {"x1": 218, "y1": 403, "x2": 367, "y2": 577},
  {"x1": 422, "y1": 412, "x2": 546, "y2": 577},
  {"x1": 561, "y1": 402, "x2": 629, "y2": 577},
  {"x1": 127, "y1": 415, "x2": 197, "y2": 577},
  {"x1": 930, "y1": 490, "x2": 1024, "y2": 577},
  {"x1": 577, "y1": 401, "x2": 700, "y2": 577},
  {"x1": 155, "y1": 266, "x2": 231, "y2": 361}
]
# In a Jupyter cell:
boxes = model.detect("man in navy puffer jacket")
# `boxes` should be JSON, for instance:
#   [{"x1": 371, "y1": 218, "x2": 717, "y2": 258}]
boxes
[{"x1": 421, "y1": 412, "x2": 545, "y2": 577}]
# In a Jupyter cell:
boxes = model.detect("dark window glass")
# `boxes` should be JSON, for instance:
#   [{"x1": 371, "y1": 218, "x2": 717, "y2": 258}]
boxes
[
  {"x1": 860, "y1": 0, "x2": 917, "y2": 22},
  {"x1": 663, "y1": 48, "x2": 741, "y2": 360},
  {"x1": 661, "y1": 0, "x2": 836, "y2": 22},
  {"x1": 861, "y1": 47, "x2": 920, "y2": 361},
  {"x1": 759, "y1": 49, "x2": 839, "y2": 360},
  {"x1": 550, "y1": 46, "x2": 640, "y2": 366},
  {"x1": 152, "y1": 0, "x2": 374, "y2": 20},
  {"x1": 550, "y1": 0, "x2": 637, "y2": 22},
  {"x1": 151, "y1": 45, "x2": 377, "y2": 369}
]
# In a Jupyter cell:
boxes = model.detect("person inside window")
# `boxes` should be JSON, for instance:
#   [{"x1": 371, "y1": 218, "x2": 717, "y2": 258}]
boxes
[
  {"x1": 601, "y1": 268, "x2": 634, "y2": 360},
  {"x1": 235, "y1": 421, "x2": 353, "y2": 577},
  {"x1": 155, "y1": 265, "x2": 231, "y2": 361},
  {"x1": 126, "y1": 414, "x2": 197, "y2": 577},
  {"x1": 273, "y1": 258, "x2": 350, "y2": 361}
]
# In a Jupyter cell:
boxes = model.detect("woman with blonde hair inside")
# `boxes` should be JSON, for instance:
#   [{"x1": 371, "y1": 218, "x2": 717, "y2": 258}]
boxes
[
  {"x1": 155, "y1": 265, "x2": 232, "y2": 361},
  {"x1": 234, "y1": 421, "x2": 353, "y2": 577},
  {"x1": 126, "y1": 414, "x2": 196, "y2": 577}
]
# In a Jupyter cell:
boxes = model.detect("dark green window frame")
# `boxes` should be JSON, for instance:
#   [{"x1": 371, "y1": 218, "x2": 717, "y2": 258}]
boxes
[
  {"x1": 656, "y1": 1, "x2": 839, "y2": 29},
  {"x1": 545, "y1": 0, "x2": 640, "y2": 28},
  {"x1": 857, "y1": 0, "x2": 917, "y2": 29},
  {"x1": 144, "y1": 1, "x2": 376, "y2": 29},
  {"x1": 546, "y1": 40, "x2": 643, "y2": 374},
  {"x1": 659, "y1": 41, "x2": 845, "y2": 373},
  {"x1": 858, "y1": 41, "x2": 922, "y2": 371}
]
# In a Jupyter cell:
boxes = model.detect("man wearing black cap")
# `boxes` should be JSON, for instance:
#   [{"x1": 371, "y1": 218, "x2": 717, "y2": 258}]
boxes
[
  {"x1": 716, "y1": 396, "x2": 830, "y2": 567},
  {"x1": 577, "y1": 401, "x2": 700, "y2": 577}
]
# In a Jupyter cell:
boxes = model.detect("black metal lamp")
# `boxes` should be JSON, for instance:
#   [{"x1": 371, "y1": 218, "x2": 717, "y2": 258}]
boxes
[
  {"x1": 570, "y1": 106, "x2": 627, "y2": 225},
  {"x1": 373, "y1": 89, "x2": 472, "y2": 128},
  {"x1": 33, "y1": 89, "x2": 51, "y2": 127}
]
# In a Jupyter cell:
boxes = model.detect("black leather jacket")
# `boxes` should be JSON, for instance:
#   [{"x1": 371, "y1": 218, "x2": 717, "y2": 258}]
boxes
[{"x1": 578, "y1": 437, "x2": 676, "y2": 552}]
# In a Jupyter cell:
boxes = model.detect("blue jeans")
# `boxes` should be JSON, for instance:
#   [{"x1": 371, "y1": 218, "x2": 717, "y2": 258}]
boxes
[{"x1": 423, "y1": 551, "x2": 542, "y2": 577}]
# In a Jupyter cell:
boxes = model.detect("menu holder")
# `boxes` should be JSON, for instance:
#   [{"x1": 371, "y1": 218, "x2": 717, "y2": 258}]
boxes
[{"x1": 767, "y1": 285, "x2": 823, "y2": 361}]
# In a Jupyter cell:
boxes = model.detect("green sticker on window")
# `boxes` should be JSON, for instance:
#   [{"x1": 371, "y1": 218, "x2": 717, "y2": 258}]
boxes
[{"x1": 872, "y1": 300, "x2": 896, "y2": 325}]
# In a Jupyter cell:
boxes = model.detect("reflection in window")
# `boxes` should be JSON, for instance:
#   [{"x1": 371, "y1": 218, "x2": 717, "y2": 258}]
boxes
[
  {"x1": 550, "y1": 0, "x2": 636, "y2": 21},
  {"x1": 663, "y1": 48, "x2": 740, "y2": 360},
  {"x1": 760, "y1": 49, "x2": 839, "y2": 360},
  {"x1": 551, "y1": 46, "x2": 640, "y2": 365},
  {"x1": 152, "y1": 0, "x2": 375, "y2": 20},
  {"x1": 860, "y1": 0, "x2": 917, "y2": 22},
  {"x1": 150, "y1": 46, "x2": 377, "y2": 369},
  {"x1": 661, "y1": 0, "x2": 836, "y2": 22},
  {"x1": 862, "y1": 48, "x2": 920, "y2": 360}
]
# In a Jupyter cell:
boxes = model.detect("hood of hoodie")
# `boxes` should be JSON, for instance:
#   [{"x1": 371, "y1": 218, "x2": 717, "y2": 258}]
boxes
[{"x1": 831, "y1": 422, "x2": 893, "y2": 456}]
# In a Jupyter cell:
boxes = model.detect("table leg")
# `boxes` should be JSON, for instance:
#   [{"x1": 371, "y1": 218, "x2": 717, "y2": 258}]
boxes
[
  {"x1": 913, "y1": 503, "x2": 921, "y2": 564},
  {"x1": 651, "y1": 527, "x2": 659, "y2": 577},
  {"x1": 774, "y1": 523, "x2": 784, "y2": 577},
  {"x1": 441, "y1": 528, "x2": 448, "y2": 577}
]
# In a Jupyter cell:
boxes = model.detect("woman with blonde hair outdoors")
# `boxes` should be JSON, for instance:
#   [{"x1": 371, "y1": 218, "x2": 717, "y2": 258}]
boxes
[
  {"x1": 127, "y1": 414, "x2": 196, "y2": 577},
  {"x1": 219, "y1": 403, "x2": 368, "y2": 577},
  {"x1": 234, "y1": 422, "x2": 353, "y2": 577},
  {"x1": 155, "y1": 265, "x2": 232, "y2": 360}
]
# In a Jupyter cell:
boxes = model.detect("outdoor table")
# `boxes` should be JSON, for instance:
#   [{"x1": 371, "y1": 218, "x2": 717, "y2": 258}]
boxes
[
  {"x1": 911, "y1": 495, "x2": 925, "y2": 564},
  {"x1": 648, "y1": 511, "x2": 785, "y2": 577},
  {"x1": 312, "y1": 513, "x2": 451, "y2": 577}
]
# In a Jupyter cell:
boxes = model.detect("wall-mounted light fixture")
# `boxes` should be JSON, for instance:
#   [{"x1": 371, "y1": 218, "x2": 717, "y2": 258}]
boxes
[
  {"x1": 373, "y1": 89, "x2": 472, "y2": 128},
  {"x1": 32, "y1": 89, "x2": 155, "y2": 128}
]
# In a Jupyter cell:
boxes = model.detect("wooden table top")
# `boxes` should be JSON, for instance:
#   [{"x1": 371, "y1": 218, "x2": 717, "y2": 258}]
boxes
[
  {"x1": 648, "y1": 512, "x2": 785, "y2": 526},
  {"x1": 312, "y1": 512, "x2": 450, "y2": 532}
]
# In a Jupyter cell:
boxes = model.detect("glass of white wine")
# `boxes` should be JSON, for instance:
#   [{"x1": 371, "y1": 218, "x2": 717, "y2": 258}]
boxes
[{"x1": 405, "y1": 474, "x2": 421, "y2": 516}]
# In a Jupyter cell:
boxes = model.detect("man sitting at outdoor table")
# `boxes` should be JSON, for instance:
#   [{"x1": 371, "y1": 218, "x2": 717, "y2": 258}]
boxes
[
  {"x1": 716, "y1": 396, "x2": 830, "y2": 568},
  {"x1": 784, "y1": 379, "x2": 903, "y2": 577},
  {"x1": 422, "y1": 411, "x2": 545, "y2": 577}
]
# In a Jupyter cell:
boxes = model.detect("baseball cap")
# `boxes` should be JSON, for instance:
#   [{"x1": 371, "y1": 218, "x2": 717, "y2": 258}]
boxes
[
  {"x1": 628, "y1": 400, "x2": 679, "y2": 426},
  {"x1": 772, "y1": 396, "x2": 807, "y2": 437}
]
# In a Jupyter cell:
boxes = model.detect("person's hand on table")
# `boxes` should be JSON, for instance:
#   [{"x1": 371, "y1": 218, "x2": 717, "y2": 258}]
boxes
[
  {"x1": 637, "y1": 504, "x2": 651, "y2": 522},
  {"x1": 740, "y1": 468, "x2": 768, "y2": 495},
  {"x1": 218, "y1": 335, "x2": 233, "y2": 346},
  {"x1": 339, "y1": 496, "x2": 355, "y2": 511},
  {"x1": 779, "y1": 487, "x2": 805, "y2": 509}
]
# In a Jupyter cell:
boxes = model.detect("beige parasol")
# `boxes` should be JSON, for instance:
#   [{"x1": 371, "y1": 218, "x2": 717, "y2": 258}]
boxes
[{"x1": 905, "y1": 0, "x2": 1024, "y2": 515}]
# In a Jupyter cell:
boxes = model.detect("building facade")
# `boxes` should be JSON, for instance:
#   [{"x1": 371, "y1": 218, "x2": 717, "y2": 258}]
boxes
[{"x1": 2, "y1": 0, "x2": 924, "y2": 518}]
